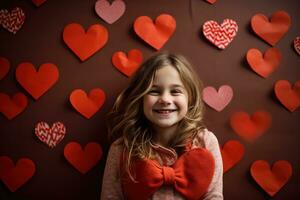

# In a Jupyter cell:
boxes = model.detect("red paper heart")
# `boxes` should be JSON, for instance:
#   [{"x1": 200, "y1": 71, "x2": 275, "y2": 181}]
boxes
[
  {"x1": 63, "y1": 23, "x2": 108, "y2": 61},
  {"x1": 35, "y1": 121, "x2": 66, "y2": 148},
  {"x1": 202, "y1": 85, "x2": 233, "y2": 111},
  {"x1": 70, "y1": 88, "x2": 106, "y2": 119},
  {"x1": 64, "y1": 142, "x2": 102, "y2": 174},
  {"x1": 31, "y1": 0, "x2": 47, "y2": 7},
  {"x1": 251, "y1": 11, "x2": 291, "y2": 46},
  {"x1": 134, "y1": 14, "x2": 176, "y2": 50},
  {"x1": 274, "y1": 80, "x2": 300, "y2": 112},
  {"x1": 16, "y1": 62, "x2": 59, "y2": 100},
  {"x1": 0, "y1": 156, "x2": 36, "y2": 192},
  {"x1": 0, "y1": 7, "x2": 25, "y2": 34},
  {"x1": 0, "y1": 92, "x2": 28, "y2": 120},
  {"x1": 203, "y1": 19, "x2": 238, "y2": 49},
  {"x1": 220, "y1": 140, "x2": 245, "y2": 173},
  {"x1": 251, "y1": 160, "x2": 292, "y2": 197},
  {"x1": 206, "y1": 0, "x2": 217, "y2": 4},
  {"x1": 294, "y1": 36, "x2": 300, "y2": 55},
  {"x1": 95, "y1": 0, "x2": 126, "y2": 24},
  {"x1": 230, "y1": 110, "x2": 272, "y2": 142},
  {"x1": 112, "y1": 49, "x2": 143, "y2": 77},
  {"x1": 0, "y1": 57, "x2": 10, "y2": 80},
  {"x1": 246, "y1": 48, "x2": 282, "y2": 78}
]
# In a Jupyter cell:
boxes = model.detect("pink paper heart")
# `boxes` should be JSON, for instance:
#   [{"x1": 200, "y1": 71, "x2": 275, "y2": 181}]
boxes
[
  {"x1": 202, "y1": 85, "x2": 233, "y2": 111},
  {"x1": 294, "y1": 36, "x2": 300, "y2": 55},
  {"x1": 95, "y1": 0, "x2": 126, "y2": 24},
  {"x1": 0, "y1": 7, "x2": 25, "y2": 34}
]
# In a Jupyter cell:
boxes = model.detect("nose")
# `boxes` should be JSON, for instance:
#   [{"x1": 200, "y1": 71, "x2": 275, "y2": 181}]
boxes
[{"x1": 158, "y1": 92, "x2": 171, "y2": 105}]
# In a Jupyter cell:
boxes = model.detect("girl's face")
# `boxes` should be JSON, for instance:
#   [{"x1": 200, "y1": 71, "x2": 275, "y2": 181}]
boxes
[{"x1": 143, "y1": 65, "x2": 188, "y2": 132}]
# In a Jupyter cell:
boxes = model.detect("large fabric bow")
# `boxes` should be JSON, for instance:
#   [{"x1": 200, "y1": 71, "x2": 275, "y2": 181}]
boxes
[{"x1": 121, "y1": 148, "x2": 215, "y2": 200}]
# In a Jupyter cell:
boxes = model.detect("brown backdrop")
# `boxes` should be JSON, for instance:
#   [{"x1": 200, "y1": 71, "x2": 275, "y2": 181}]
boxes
[{"x1": 0, "y1": 0, "x2": 300, "y2": 199}]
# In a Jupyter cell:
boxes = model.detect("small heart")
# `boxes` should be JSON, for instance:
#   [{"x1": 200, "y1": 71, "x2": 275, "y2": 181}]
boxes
[
  {"x1": 35, "y1": 121, "x2": 66, "y2": 148},
  {"x1": 294, "y1": 36, "x2": 300, "y2": 55},
  {"x1": 31, "y1": 0, "x2": 47, "y2": 7},
  {"x1": 251, "y1": 160, "x2": 292, "y2": 197},
  {"x1": 0, "y1": 92, "x2": 28, "y2": 120},
  {"x1": 274, "y1": 80, "x2": 300, "y2": 112},
  {"x1": 95, "y1": 0, "x2": 126, "y2": 24},
  {"x1": 112, "y1": 49, "x2": 143, "y2": 77},
  {"x1": 0, "y1": 57, "x2": 10, "y2": 80},
  {"x1": 203, "y1": 19, "x2": 238, "y2": 49},
  {"x1": 16, "y1": 62, "x2": 59, "y2": 100},
  {"x1": 0, "y1": 7, "x2": 25, "y2": 34},
  {"x1": 206, "y1": 0, "x2": 217, "y2": 4},
  {"x1": 70, "y1": 88, "x2": 106, "y2": 119},
  {"x1": 202, "y1": 85, "x2": 233, "y2": 112},
  {"x1": 251, "y1": 10, "x2": 291, "y2": 46},
  {"x1": 220, "y1": 140, "x2": 245, "y2": 173},
  {"x1": 230, "y1": 110, "x2": 272, "y2": 142},
  {"x1": 64, "y1": 142, "x2": 103, "y2": 174},
  {"x1": 63, "y1": 23, "x2": 109, "y2": 61},
  {"x1": 134, "y1": 14, "x2": 176, "y2": 50},
  {"x1": 246, "y1": 48, "x2": 282, "y2": 78},
  {"x1": 0, "y1": 156, "x2": 36, "y2": 192}
]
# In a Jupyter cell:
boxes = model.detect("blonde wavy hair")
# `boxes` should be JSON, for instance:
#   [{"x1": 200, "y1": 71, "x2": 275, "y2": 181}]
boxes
[{"x1": 106, "y1": 52, "x2": 206, "y2": 179}]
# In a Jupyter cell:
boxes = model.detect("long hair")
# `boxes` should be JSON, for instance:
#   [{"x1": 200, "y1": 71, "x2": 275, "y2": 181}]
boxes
[{"x1": 106, "y1": 52, "x2": 206, "y2": 180}]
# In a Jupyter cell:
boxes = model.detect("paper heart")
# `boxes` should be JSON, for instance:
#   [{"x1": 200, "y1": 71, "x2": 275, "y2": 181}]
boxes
[
  {"x1": 251, "y1": 10, "x2": 291, "y2": 46},
  {"x1": 31, "y1": 0, "x2": 47, "y2": 7},
  {"x1": 63, "y1": 23, "x2": 108, "y2": 61},
  {"x1": 112, "y1": 49, "x2": 143, "y2": 77},
  {"x1": 221, "y1": 140, "x2": 245, "y2": 173},
  {"x1": 0, "y1": 156, "x2": 36, "y2": 192},
  {"x1": 274, "y1": 80, "x2": 300, "y2": 112},
  {"x1": 134, "y1": 14, "x2": 176, "y2": 50},
  {"x1": 0, "y1": 92, "x2": 28, "y2": 120},
  {"x1": 35, "y1": 121, "x2": 66, "y2": 148},
  {"x1": 246, "y1": 48, "x2": 282, "y2": 78},
  {"x1": 64, "y1": 142, "x2": 102, "y2": 174},
  {"x1": 206, "y1": 0, "x2": 217, "y2": 4},
  {"x1": 230, "y1": 110, "x2": 272, "y2": 142},
  {"x1": 70, "y1": 88, "x2": 106, "y2": 119},
  {"x1": 294, "y1": 36, "x2": 300, "y2": 55},
  {"x1": 202, "y1": 85, "x2": 233, "y2": 111},
  {"x1": 0, "y1": 7, "x2": 25, "y2": 34},
  {"x1": 16, "y1": 62, "x2": 59, "y2": 100},
  {"x1": 203, "y1": 19, "x2": 238, "y2": 49},
  {"x1": 95, "y1": 0, "x2": 126, "y2": 24},
  {"x1": 251, "y1": 160, "x2": 292, "y2": 197},
  {"x1": 0, "y1": 57, "x2": 10, "y2": 80}
]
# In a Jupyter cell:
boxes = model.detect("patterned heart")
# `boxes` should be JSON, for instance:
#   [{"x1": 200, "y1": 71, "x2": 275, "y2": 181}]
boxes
[
  {"x1": 112, "y1": 49, "x2": 143, "y2": 77},
  {"x1": 221, "y1": 140, "x2": 245, "y2": 173},
  {"x1": 251, "y1": 160, "x2": 292, "y2": 197},
  {"x1": 294, "y1": 36, "x2": 300, "y2": 55},
  {"x1": 0, "y1": 156, "x2": 36, "y2": 192},
  {"x1": 246, "y1": 48, "x2": 282, "y2": 78},
  {"x1": 0, "y1": 57, "x2": 10, "y2": 80},
  {"x1": 0, "y1": 7, "x2": 25, "y2": 34},
  {"x1": 274, "y1": 80, "x2": 300, "y2": 112},
  {"x1": 31, "y1": 0, "x2": 47, "y2": 7},
  {"x1": 203, "y1": 19, "x2": 238, "y2": 49},
  {"x1": 0, "y1": 92, "x2": 28, "y2": 120},
  {"x1": 95, "y1": 0, "x2": 126, "y2": 24},
  {"x1": 35, "y1": 121, "x2": 66, "y2": 148}
]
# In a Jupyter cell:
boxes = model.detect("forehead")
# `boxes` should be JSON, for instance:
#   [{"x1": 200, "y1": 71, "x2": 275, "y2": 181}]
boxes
[{"x1": 152, "y1": 65, "x2": 183, "y2": 86}]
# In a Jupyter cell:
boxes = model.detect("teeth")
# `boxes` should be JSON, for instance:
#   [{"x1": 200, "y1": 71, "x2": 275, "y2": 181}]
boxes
[{"x1": 154, "y1": 110, "x2": 176, "y2": 113}]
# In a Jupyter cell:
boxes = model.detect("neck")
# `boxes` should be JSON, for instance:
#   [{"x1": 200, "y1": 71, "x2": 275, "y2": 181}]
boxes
[{"x1": 152, "y1": 125, "x2": 178, "y2": 147}]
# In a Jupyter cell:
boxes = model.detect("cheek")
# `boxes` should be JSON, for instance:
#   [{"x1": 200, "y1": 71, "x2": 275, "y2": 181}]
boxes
[{"x1": 143, "y1": 96, "x2": 155, "y2": 112}]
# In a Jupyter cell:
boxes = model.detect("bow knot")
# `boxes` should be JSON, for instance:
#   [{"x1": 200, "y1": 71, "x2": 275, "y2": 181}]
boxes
[{"x1": 162, "y1": 166, "x2": 175, "y2": 185}]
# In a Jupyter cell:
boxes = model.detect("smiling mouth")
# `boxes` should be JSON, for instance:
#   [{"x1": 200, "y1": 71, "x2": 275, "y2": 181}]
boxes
[{"x1": 153, "y1": 109, "x2": 177, "y2": 114}]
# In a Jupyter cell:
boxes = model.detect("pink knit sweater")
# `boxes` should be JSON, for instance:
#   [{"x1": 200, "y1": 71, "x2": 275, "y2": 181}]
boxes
[{"x1": 101, "y1": 129, "x2": 223, "y2": 200}]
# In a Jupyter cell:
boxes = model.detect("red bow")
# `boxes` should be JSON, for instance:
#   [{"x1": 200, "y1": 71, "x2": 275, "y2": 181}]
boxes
[{"x1": 121, "y1": 148, "x2": 215, "y2": 200}]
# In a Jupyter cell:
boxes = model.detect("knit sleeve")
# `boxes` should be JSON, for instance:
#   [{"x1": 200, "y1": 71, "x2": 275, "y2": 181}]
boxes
[{"x1": 100, "y1": 140, "x2": 124, "y2": 200}]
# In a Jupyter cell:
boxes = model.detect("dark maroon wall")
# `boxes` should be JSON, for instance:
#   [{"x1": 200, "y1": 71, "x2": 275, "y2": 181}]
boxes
[{"x1": 0, "y1": 0, "x2": 300, "y2": 200}]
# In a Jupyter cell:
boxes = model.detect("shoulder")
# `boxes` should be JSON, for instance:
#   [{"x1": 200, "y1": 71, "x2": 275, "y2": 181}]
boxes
[
  {"x1": 107, "y1": 138, "x2": 124, "y2": 157},
  {"x1": 193, "y1": 128, "x2": 220, "y2": 150}
]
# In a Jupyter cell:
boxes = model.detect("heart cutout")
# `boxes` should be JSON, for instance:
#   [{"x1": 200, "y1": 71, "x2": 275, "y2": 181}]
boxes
[
  {"x1": 0, "y1": 57, "x2": 10, "y2": 80},
  {"x1": 35, "y1": 121, "x2": 66, "y2": 148},
  {"x1": 251, "y1": 10, "x2": 291, "y2": 46},
  {"x1": 246, "y1": 48, "x2": 282, "y2": 78},
  {"x1": 0, "y1": 92, "x2": 28, "y2": 120},
  {"x1": 203, "y1": 19, "x2": 238, "y2": 49},
  {"x1": 64, "y1": 142, "x2": 102, "y2": 174},
  {"x1": 0, "y1": 7, "x2": 25, "y2": 34},
  {"x1": 294, "y1": 36, "x2": 300, "y2": 55},
  {"x1": 70, "y1": 88, "x2": 106, "y2": 119},
  {"x1": 16, "y1": 62, "x2": 59, "y2": 100},
  {"x1": 274, "y1": 80, "x2": 300, "y2": 112},
  {"x1": 202, "y1": 85, "x2": 233, "y2": 111},
  {"x1": 63, "y1": 23, "x2": 108, "y2": 61},
  {"x1": 230, "y1": 110, "x2": 272, "y2": 142},
  {"x1": 112, "y1": 49, "x2": 143, "y2": 77},
  {"x1": 0, "y1": 156, "x2": 36, "y2": 192},
  {"x1": 251, "y1": 160, "x2": 292, "y2": 197},
  {"x1": 31, "y1": 0, "x2": 47, "y2": 7},
  {"x1": 206, "y1": 0, "x2": 217, "y2": 4},
  {"x1": 95, "y1": 0, "x2": 126, "y2": 24},
  {"x1": 134, "y1": 14, "x2": 176, "y2": 50},
  {"x1": 220, "y1": 140, "x2": 245, "y2": 173}
]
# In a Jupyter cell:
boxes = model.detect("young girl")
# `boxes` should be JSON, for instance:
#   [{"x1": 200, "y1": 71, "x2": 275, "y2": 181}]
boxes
[{"x1": 101, "y1": 53, "x2": 223, "y2": 200}]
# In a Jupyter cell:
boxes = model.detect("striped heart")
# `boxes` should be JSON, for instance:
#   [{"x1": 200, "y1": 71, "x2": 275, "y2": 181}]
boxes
[
  {"x1": 0, "y1": 7, "x2": 25, "y2": 34},
  {"x1": 35, "y1": 122, "x2": 66, "y2": 148},
  {"x1": 294, "y1": 36, "x2": 300, "y2": 55}
]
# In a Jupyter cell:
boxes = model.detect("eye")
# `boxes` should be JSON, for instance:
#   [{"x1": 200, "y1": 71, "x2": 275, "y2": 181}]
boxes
[
  {"x1": 171, "y1": 89, "x2": 182, "y2": 94},
  {"x1": 148, "y1": 89, "x2": 160, "y2": 95}
]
